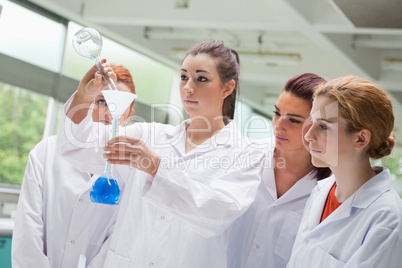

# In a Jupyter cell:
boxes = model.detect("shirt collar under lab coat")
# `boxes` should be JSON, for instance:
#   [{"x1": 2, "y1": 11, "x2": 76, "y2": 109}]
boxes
[
  {"x1": 162, "y1": 119, "x2": 243, "y2": 157},
  {"x1": 311, "y1": 166, "x2": 391, "y2": 228}
]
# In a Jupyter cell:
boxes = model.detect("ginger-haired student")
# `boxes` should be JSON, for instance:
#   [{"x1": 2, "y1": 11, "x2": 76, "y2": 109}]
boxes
[
  {"x1": 288, "y1": 76, "x2": 402, "y2": 267},
  {"x1": 12, "y1": 65, "x2": 136, "y2": 268}
]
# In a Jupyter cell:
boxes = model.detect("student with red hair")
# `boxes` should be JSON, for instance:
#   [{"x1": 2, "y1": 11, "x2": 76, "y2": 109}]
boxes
[
  {"x1": 288, "y1": 76, "x2": 402, "y2": 267},
  {"x1": 12, "y1": 65, "x2": 136, "y2": 268}
]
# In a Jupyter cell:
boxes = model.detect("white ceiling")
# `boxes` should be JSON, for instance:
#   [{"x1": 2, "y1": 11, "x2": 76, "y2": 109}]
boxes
[{"x1": 27, "y1": 0, "x2": 402, "y2": 149}]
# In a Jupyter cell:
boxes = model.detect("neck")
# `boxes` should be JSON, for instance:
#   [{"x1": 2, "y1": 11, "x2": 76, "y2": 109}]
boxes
[
  {"x1": 274, "y1": 148, "x2": 314, "y2": 175},
  {"x1": 331, "y1": 158, "x2": 375, "y2": 203},
  {"x1": 273, "y1": 148, "x2": 315, "y2": 198},
  {"x1": 185, "y1": 116, "x2": 226, "y2": 153}
]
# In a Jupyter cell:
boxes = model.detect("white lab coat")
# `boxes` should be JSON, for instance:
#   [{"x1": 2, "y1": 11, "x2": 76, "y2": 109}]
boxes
[
  {"x1": 12, "y1": 136, "x2": 122, "y2": 268},
  {"x1": 288, "y1": 167, "x2": 402, "y2": 268},
  {"x1": 227, "y1": 140, "x2": 318, "y2": 268},
  {"x1": 57, "y1": 93, "x2": 265, "y2": 268}
]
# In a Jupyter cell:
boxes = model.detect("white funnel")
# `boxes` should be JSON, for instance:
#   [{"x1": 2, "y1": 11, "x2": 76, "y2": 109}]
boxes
[{"x1": 101, "y1": 90, "x2": 137, "y2": 116}]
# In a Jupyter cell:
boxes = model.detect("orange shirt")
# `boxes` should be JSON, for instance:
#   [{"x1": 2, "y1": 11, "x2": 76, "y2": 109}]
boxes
[{"x1": 320, "y1": 183, "x2": 342, "y2": 223}]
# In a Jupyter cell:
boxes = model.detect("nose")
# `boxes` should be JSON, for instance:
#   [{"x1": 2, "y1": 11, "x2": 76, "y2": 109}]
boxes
[
  {"x1": 183, "y1": 80, "x2": 194, "y2": 95},
  {"x1": 304, "y1": 124, "x2": 315, "y2": 143},
  {"x1": 274, "y1": 116, "x2": 286, "y2": 132},
  {"x1": 104, "y1": 104, "x2": 112, "y2": 118}
]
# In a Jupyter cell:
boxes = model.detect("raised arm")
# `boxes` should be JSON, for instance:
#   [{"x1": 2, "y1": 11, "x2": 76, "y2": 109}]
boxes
[
  {"x1": 143, "y1": 145, "x2": 265, "y2": 237},
  {"x1": 57, "y1": 61, "x2": 120, "y2": 175},
  {"x1": 67, "y1": 60, "x2": 116, "y2": 124}
]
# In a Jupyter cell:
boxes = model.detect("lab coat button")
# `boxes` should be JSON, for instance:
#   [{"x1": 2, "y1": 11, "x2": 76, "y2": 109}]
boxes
[
  {"x1": 161, "y1": 216, "x2": 165, "y2": 220},
  {"x1": 71, "y1": 240, "x2": 75, "y2": 244},
  {"x1": 256, "y1": 244, "x2": 260, "y2": 248},
  {"x1": 304, "y1": 240, "x2": 308, "y2": 245},
  {"x1": 79, "y1": 199, "x2": 83, "y2": 202},
  {"x1": 149, "y1": 262, "x2": 154, "y2": 266}
]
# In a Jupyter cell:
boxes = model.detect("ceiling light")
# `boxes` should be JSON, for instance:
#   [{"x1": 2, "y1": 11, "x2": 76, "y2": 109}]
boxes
[
  {"x1": 171, "y1": 48, "x2": 301, "y2": 65},
  {"x1": 175, "y1": 0, "x2": 189, "y2": 9},
  {"x1": 237, "y1": 51, "x2": 301, "y2": 65},
  {"x1": 354, "y1": 36, "x2": 402, "y2": 49},
  {"x1": 382, "y1": 58, "x2": 402, "y2": 71}
]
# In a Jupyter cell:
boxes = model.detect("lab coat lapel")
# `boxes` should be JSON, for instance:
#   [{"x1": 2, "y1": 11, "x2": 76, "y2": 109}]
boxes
[
  {"x1": 274, "y1": 171, "x2": 317, "y2": 206},
  {"x1": 309, "y1": 168, "x2": 391, "y2": 233},
  {"x1": 311, "y1": 176, "x2": 363, "y2": 232},
  {"x1": 164, "y1": 120, "x2": 239, "y2": 158},
  {"x1": 162, "y1": 121, "x2": 187, "y2": 157},
  {"x1": 262, "y1": 167, "x2": 277, "y2": 202},
  {"x1": 261, "y1": 139, "x2": 277, "y2": 201},
  {"x1": 351, "y1": 167, "x2": 390, "y2": 209},
  {"x1": 307, "y1": 176, "x2": 335, "y2": 231}
]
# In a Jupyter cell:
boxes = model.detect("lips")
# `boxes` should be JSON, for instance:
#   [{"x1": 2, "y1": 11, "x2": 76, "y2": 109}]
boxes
[
  {"x1": 184, "y1": 99, "x2": 198, "y2": 104},
  {"x1": 309, "y1": 147, "x2": 321, "y2": 154},
  {"x1": 100, "y1": 120, "x2": 112, "y2": 125},
  {"x1": 276, "y1": 135, "x2": 288, "y2": 142}
]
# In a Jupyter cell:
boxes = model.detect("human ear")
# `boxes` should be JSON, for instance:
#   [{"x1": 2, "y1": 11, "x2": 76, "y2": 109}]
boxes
[
  {"x1": 222, "y1": 79, "x2": 236, "y2": 98},
  {"x1": 354, "y1": 129, "x2": 371, "y2": 151}
]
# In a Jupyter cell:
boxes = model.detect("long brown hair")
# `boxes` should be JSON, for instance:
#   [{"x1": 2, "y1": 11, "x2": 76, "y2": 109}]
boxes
[{"x1": 184, "y1": 40, "x2": 240, "y2": 119}]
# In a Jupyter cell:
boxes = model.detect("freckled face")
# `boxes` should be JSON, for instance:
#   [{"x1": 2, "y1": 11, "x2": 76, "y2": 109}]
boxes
[{"x1": 92, "y1": 82, "x2": 134, "y2": 125}]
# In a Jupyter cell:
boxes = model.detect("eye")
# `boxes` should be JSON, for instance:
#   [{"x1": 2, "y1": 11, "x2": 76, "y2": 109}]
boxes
[
  {"x1": 96, "y1": 99, "x2": 107, "y2": 105},
  {"x1": 180, "y1": 74, "x2": 188, "y2": 81},
  {"x1": 290, "y1": 118, "x2": 302, "y2": 124},
  {"x1": 319, "y1": 124, "x2": 328, "y2": 130},
  {"x1": 198, "y1": 76, "x2": 207, "y2": 82},
  {"x1": 273, "y1": 110, "x2": 280, "y2": 117}
]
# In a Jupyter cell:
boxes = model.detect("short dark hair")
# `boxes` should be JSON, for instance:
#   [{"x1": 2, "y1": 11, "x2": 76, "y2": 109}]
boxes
[{"x1": 282, "y1": 73, "x2": 325, "y2": 102}]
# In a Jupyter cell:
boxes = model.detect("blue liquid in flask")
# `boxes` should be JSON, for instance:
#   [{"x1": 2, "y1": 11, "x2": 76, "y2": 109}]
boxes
[{"x1": 90, "y1": 176, "x2": 120, "y2": 205}]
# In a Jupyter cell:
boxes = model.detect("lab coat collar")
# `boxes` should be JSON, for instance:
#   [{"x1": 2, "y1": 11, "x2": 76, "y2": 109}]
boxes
[
  {"x1": 308, "y1": 176, "x2": 336, "y2": 229},
  {"x1": 349, "y1": 166, "x2": 391, "y2": 209},
  {"x1": 261, "y1": 137, "x2": 317, "y2": 204},
  {"x1": 162, "y1": 119, "x2": 242, "y2": 156},
  {"x1": 262, "y1": 165, "x2": 317, "y2": 205},
  {"x1": 309, "y1": 167, "x2": 392, "y2": 230},
  {"x1": 276, "y1": 171, "x2": 317, "y2": 205}
]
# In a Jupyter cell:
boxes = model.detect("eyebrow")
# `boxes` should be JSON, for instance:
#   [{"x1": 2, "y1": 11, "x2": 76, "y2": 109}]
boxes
[
  {"x1": 180, "y1": 68, "x2": 211, "y2": 74},
  {"x1": 315, "y1": 118, "x2": 336, "y2": 123},
  {"x1": 275, "y1": 105, "x2": 306, "y2": 119}
]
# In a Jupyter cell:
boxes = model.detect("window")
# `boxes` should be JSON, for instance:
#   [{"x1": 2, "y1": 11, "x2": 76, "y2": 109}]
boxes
[
  {"x1": 0, "y1": 0, "x2": 65, "y2": 72},
  {"x1": 372, "y1": 155, "x2": 402, "y2": 197},
  {"x1": 0, "y1": 82, "x2": 48, "y2": 185},
  {"x1": 234, "y1": 101, "x2": 273, "y2": 140},
  {"x1": 0, "y1": 1, "x2": 177, "y2": 187},
  {"x1": 62, "y1": 22, "x2": 175, "y2": 105}
]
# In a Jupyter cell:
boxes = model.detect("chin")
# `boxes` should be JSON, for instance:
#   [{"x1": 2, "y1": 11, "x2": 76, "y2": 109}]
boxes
[{"x1": 311, "y1": 156, "x2": 330, "y2": 168}]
